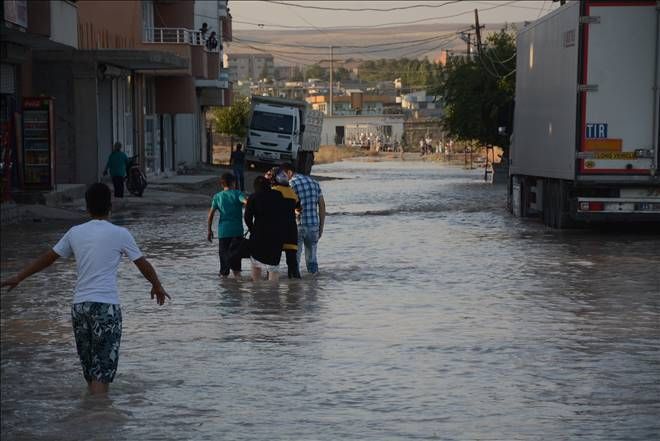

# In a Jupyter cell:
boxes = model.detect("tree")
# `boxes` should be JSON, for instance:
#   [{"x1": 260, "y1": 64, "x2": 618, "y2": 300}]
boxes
[
  {"x1": 211, "y1": 96, "x2": 250, "y2": 139},
  {"x1": 334, "y1": 67, "x2": 351, "y2": 82},
  {"x1": 431, "y1": 27, "x2": 516, "y2": 149},
  {"x1": 305, "y1": 63, "x2": 327, "y2": 80}
]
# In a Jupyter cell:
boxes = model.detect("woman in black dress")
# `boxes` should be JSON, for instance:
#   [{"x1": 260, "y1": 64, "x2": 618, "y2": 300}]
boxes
[{"x1": 244, "y1": 176, "x2": 288, "y2": 281}]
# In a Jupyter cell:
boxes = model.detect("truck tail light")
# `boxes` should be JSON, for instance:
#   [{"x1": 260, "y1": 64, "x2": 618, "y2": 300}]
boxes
[{"x1": 579, "y1": 201, "x2": 605, "y2": 211}]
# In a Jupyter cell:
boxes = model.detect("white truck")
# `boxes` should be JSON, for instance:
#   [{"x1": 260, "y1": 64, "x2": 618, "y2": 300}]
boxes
[
  {"x1": 245, "y1": 96, "x2": 323, "y2": 175},
  {"x1": 509, "y1": 0, "x2": 660, "y2": 227}
]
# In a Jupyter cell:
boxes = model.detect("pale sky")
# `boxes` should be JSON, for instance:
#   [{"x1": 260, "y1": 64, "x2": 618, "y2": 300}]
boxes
[{"x1": 229, "y1": 1, "x2": 561, "y2": 30}]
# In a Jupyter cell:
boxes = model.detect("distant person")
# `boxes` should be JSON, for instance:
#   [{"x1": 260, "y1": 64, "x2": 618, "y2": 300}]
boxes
[
  {"x1": 269, "y1": 167, "x2": 302, "y2": 279},
  {"x1": 103, "y1": 142, "x2": 129, "y2": 198},
  {"x1": 0, "y1": 183, "x2": 170, "y2": 395},
  {"x1": 207, "y1": 173, "x2": 247, "y2": 278},
  {"x1": 230, "y1": 143, "x2": 246, "y2": 192},
  {"x1": 244, "y1": 176, "x2": 288, "y2": 281},
  {"x1": 281, "y1": 163, "x2": 325, "y2": 275},
  {"x1": 206, "y1": 31, "x2": 218, "y2": 51},
  {"x1": 199, "y1": 22, "x2": 208, "y2": 39}
]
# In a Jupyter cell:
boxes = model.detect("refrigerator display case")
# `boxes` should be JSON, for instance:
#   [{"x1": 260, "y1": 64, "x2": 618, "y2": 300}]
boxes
[{"x1": 22, "y1": 97, "x2": 54, "y2": 190}]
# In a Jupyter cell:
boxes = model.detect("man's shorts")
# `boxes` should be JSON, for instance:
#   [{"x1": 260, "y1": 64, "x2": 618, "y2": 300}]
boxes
[{"x1": 71, "y1": 302, "x2": 122, "y2": 383}]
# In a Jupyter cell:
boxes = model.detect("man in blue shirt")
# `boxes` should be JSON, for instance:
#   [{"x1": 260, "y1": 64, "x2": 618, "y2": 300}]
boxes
[
  {"x1": 281, "y1": 163, "x2": 326, "y2": 274},
  {"x1": 103, "y1": 142, "x2": 129, "y2": 198}
]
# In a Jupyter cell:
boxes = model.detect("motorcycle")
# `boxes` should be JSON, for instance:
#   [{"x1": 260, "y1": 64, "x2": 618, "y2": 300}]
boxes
[{"x1": 126, "y1": 155, "x2": 147, "y2": 197}]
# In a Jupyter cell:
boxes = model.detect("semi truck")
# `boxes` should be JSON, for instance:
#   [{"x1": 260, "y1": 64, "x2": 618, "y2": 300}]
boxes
[
  {"x1": 509, "y1": 0, "x2": 660, "y2": 227},
  {"x1": 245, "y1": 96, "x2": 323, "y2": 175}
]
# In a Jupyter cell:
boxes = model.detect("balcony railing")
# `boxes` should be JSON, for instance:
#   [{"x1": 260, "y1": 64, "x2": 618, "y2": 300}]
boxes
[{"x1": 143, "y1": 27, "x2": 220, "y2": 52}]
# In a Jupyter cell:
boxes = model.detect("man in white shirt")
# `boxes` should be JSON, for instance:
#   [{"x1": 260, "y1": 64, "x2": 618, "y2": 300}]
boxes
[{"x1": 1, "y1": 183, "x2": 170, "y2": 395}]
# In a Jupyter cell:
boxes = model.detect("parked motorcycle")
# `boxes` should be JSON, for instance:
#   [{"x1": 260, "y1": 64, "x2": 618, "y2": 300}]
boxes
[{"x1": 126, "y1": 155, "x2": 147, "y2": 197}]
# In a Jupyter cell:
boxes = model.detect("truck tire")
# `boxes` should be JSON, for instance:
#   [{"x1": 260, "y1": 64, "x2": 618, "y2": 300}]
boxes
[{"x1": 543, "y1": 179, "x2": 573, "y2": 228}]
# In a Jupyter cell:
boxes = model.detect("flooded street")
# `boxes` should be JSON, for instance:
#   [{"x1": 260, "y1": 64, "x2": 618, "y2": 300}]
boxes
[{"x1": 2, "y1": 160, "x2": 659, "y2": 440}]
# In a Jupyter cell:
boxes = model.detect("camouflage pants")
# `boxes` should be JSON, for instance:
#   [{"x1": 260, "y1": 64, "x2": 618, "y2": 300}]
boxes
[{"x1": 71, "y1": 302, "x2": 122, "y2": 383}]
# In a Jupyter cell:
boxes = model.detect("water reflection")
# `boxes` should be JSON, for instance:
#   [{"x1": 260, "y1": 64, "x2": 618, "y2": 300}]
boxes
[{"x1": 2, "y1": 161, "x2": 659, "y2": 440}]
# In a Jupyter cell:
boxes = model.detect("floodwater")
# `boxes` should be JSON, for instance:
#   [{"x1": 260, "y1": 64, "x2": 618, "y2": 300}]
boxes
[{"x1": 1, "y1": 160, "x2": 659, "y2": 441}]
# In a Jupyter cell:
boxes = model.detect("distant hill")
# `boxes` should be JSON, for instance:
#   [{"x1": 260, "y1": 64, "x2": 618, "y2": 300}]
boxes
[{"x1": 229, "y1": 22, "x2": 518, "y2": 65}]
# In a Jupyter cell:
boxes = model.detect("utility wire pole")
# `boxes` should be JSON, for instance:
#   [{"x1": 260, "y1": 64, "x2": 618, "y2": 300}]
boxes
[
  {"x1": 329, "y1": 45, "x2": 333, "y2": 117},
  {"x1": 473, "y1": 9, "x2": 484, "y2": 57}
]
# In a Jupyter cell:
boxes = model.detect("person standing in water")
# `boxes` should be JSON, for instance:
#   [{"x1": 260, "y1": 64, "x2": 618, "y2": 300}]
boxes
[
  {"x1": 268, "y1": 167, "x2": 302, "y2": 279},
  {"x1": 1, "y1": 183, "x2": 170, "y2": 395},
  {"x1": 207, "y1": 172, "x2": 246, "y2": 278}
]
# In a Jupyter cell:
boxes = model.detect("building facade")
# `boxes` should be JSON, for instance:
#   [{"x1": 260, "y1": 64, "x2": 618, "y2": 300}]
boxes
[
  {"x1": 1, "y1": 0, "x2": 232, "y2": 198},
  {"x1": 224, "y1": 53, "x2": 274, "y2": 82}
]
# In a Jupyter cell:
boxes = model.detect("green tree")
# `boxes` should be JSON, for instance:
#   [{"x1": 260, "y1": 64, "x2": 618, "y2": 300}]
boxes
[
  {"x1": 305, "y1": 63, "x2": 327, "y2": 80},
  {"x1": 211, "y1": 96, "x2": 250, "y2": 139},
  {"x1": 431, "y1": 27, "x2": 516, "y2": 149},
  {"x1": 334, "y1": 67, "x2": 351, "y2": 82}
]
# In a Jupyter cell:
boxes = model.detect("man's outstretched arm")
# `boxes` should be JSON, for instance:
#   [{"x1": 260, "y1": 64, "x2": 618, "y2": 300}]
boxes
[
  {"x1": 1, "y1": 250, "x2": 60, "y2": 291},
  {"x1": 133, "y1": 257, "x2": 171, "y2": 305}
]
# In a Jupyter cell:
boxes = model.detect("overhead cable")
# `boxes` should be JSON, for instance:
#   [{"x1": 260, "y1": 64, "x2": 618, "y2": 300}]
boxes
[{"x1": 262, "y1": 0, "x2": 461, "y2": 13}]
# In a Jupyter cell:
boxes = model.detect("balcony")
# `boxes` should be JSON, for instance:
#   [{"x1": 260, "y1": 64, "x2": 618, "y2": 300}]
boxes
[
  {"x1": 142, "y1": 27, "x2": 221, "y2": 77},
  {"x1": 144, "y1": 27, "x2": 204, "y2": 46}
]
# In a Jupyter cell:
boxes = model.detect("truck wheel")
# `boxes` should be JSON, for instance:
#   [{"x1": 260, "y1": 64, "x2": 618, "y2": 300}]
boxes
[{"x1": 543, "y1": 179, "x2": 573, "y2": 229}]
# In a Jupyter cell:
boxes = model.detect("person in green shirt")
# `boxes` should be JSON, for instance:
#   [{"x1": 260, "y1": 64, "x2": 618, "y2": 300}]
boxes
[
  {"x1": 103, "y1": 142, "x2": 129, "y2": 198},
  {"x1": 207, "y1": 173, "x2": 247, "y2": 278}
]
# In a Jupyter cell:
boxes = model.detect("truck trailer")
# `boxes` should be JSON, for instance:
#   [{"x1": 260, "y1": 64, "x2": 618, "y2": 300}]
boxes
[
  {"x1": 509, "y1": 0, "x2": 660, "y2": 227},
  {"x1": 245, "y1": 96, "x2": 323, "y2": 175}
]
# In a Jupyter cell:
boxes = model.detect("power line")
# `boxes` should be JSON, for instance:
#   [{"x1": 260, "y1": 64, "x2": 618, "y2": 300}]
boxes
[
  {"x1": 262, "y1": 0, "x2": 461, "y2": 13},
  {"x1": 234, "y1": 1, "x2": 520, "y2": 31},
  {"x1": 234, "y1": 32, "x2": 464, "y2": 53}
]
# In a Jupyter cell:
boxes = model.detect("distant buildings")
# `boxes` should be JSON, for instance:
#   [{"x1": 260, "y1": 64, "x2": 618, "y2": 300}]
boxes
[
  {"x1": 224, "y1": 53, "x2": 274, "y2": 82},
  {"x1": 1, "y1": 0, "x2": 232, "y2": 195},
  {"x1": 306, "y1": 92, "x2": 399, "y2": 116}
]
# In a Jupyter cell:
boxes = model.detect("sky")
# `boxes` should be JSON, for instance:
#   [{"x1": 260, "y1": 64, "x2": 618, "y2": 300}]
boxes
[{"x1": 229, "y1": 1, "x2": 561, "y2": 30}]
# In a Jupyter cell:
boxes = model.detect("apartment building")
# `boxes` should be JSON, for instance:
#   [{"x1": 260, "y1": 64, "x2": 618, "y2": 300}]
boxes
[
  {"x1": 306, "y1": 93, "x2": 399, "y2": 116},
  {"x1": 77, "y1": 0, "x2": 232, "y2": 177},
  {"x1": 1, "y1": 0, "x2": 232, "y2": 196},
  {"x1": 224, "y1": 53, "x2": 274, "y2": 82}
]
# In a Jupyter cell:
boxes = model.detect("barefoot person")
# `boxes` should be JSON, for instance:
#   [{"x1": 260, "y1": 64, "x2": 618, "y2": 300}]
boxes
[{"x1": 1, "y1": 183, "x2": 170, "y2": 395}]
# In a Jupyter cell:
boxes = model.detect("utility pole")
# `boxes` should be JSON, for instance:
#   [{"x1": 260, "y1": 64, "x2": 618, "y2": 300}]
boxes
[
  {"x1": 329, "y1": 45, "x2": 333, "y2": 117},
  {"x1": 474, "y1": 9, "x2": 484, "y2": 57}
]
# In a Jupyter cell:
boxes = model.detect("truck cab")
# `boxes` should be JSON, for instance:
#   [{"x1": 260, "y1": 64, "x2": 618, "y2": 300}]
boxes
[{"x1": 246, "y1": 102, "x2": 300, "y2": 166}]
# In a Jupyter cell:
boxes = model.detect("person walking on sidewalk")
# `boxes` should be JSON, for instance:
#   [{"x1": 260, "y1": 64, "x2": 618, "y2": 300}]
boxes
[
  {"x1": 230, "y1": 143, "x2": 246, "y2": 192},
  {"x1": 207, "y1": 172, "x2": 246, "y2": 278},
  {"x1": 0, "y1": 183, "x2": 170, "y2": 395},
  {"x1": 103, "y1": 142, "x2": 129, "y2": 198},
  {"x1": 281, "y1": 164, "x2": 326, "y2": 275}
]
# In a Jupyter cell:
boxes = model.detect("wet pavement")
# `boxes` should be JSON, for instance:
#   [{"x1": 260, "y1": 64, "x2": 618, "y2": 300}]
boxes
[{"x1": 1, "y1": 160, "x2": 659, "y2": 440}]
